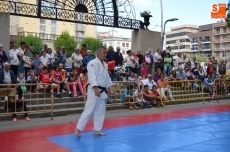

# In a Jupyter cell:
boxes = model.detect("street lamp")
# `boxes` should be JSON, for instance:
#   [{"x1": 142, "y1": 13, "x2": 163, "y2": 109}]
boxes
[{"x1": 161, "y1": 18, "x2": 178, "y2": 49}]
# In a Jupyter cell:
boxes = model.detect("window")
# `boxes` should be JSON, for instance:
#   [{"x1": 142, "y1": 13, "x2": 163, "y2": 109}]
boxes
[
  {"x1": 122, "y1": 43, "x2": 125, "y2": 47},
  {"x1": 223, "y1": 28, "x2": 226, "y2": 33},
  {"x1": 199, "y1": 37, "x2": 202, "y2": 41},
  {"x1": 40, "y1": 19, "x2": 46, "y2": 39},
  {"x1": 50, "y1": 20, "x2": 56, "y2": 40},
  {"x1": 222, "y1": 35, "x2": 226, "y2": 40},
  {"x1": 166, "y1": 32, "x2": 191, "y2": 38},
  {"x1": 126, "y1": 43, "x2": 129, "y2": 47},
  {"x1": 216, "y1": 28, "x2": 220, "y2": 34}
]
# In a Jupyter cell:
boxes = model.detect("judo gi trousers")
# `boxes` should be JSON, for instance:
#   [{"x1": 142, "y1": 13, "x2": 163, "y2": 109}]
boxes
[{"x1": 76, "y1": 94, "x2": 106, "y2": 131}]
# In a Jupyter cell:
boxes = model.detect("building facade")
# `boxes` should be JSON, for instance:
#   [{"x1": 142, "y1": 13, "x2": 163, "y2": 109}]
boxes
[
  {"x1": 9, "y1": 0, "x2": 97, "y2": 46},
  {"x1": 165, "y1": 25, "x2": 199, "y2": 53},
  {"x1": 212, "y1": 21, "x2": 230, "y2": 59},
  {"x1": 97, "y1": 30, "x2": 131, "y2": 56},
  {"x1": 188, "y1": 24, "x2": 212, "y2": 55}
]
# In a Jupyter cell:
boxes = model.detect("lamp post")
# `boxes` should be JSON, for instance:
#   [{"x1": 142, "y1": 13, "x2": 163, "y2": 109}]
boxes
[{"x1": 161, "y1": 18, "x2": 178, "y2": 49}]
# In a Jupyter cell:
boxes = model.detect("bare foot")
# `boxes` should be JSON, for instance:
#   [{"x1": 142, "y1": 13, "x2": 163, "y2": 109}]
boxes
[
  {"x1": 75, "y1": 129, "x2": 81, "y2": 138},
  {"x1": 94, "y1": 131, "x2": 106, "y2": 136}
]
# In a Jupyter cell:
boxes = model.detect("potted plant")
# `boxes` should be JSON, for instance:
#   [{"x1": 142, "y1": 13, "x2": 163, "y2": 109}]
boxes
[{"x1": 140, "y1": 11, "x2": 152, "y2": 29}]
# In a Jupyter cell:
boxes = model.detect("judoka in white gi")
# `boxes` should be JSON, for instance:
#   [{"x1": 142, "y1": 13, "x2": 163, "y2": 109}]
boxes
[{"x1": 75, "y1": 46, "x2": 113, "y2": 138}]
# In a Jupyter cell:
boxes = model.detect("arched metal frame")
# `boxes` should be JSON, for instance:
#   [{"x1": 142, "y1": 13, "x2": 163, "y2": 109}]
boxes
[{"x1": 0, "y1": 0, "x2": 141, "y2": 29}]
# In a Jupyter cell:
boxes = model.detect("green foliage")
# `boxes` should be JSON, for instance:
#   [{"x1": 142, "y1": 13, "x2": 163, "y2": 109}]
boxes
[
  {"x1": 53, "y1": 31, "x2": 77, "y2": 57},
  {"x1": 140, "y1": 11, "x2": 151, "y2": 16},
  {"x1": 15, "y1": 35, "x2": 43, "y2": 55},
  {"x1": 81, "y1": 37, "x2": 103, "y2": 55}
]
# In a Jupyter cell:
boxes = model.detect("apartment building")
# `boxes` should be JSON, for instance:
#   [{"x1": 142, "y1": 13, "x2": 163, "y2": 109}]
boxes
[
  {"x1": 188, "y1": 24, "x2": 212, "y2": 55},
  {"x1": 212, "y1": 21, "x2": 230, "y2": 59},
  {"x1": 165, "y1": 24, "x2": 199, "y2": 53},
  {"x1": 10, "y1": 0, "x2": 96, "y2": 44}
]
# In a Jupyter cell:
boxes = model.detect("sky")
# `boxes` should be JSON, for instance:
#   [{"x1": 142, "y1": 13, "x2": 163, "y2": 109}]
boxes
[{"x1": 97, "y1": 0, "x2": 229, "y2": 38}]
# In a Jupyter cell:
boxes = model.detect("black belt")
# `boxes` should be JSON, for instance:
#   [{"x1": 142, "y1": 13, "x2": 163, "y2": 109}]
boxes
[{"x1": 98, "y1": 86, "x2": 107, "y2": 94}]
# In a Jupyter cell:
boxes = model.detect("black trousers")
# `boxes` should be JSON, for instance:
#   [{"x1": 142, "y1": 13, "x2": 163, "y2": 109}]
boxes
[
  {"x1": 24, "y1": 67, "x2": 31, "y2": 80},
  {"x1": 10, "y1": 65, "x2": 18, "y2": 77},
  {"x1": 8, "y1": 101, "x2": 28, "y2": 118}
]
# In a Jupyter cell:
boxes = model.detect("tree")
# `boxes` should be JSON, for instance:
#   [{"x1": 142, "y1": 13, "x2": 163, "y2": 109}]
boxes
[
  {"x1": 53, "y1": 31, "x2": 77, "y2": 57},
  {"x1": 81, "y1": 37, "x2": 103, "y2": 55},
  {"x1": 226, "y1": 1, "x2": 230, "y2": 28},
  {"x1": 15, "y1": 35, "x2": 43, "y2": 55}
]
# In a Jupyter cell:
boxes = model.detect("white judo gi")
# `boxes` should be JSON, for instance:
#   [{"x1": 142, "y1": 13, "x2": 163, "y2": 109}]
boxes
[{"x1": 76, "y1": 58, "x2": 113, "y2": 131}]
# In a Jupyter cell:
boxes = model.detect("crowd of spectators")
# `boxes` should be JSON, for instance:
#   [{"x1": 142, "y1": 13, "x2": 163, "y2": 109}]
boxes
[{"x1": 1, "y1": 42, "x2": 230, "y2": 117}]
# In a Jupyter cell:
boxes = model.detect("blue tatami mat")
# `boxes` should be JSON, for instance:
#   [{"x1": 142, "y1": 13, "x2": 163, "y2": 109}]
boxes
[{"x1": 47, "y1": 111, "x2": 230, "y2": 152}]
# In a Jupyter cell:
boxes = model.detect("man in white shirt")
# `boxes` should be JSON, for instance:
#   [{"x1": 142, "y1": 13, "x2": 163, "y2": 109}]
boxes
[
  {"x1": 40, "y1": 51, "x2": 48, "y2": 67},
  {"x1": 154, "y1": 49, "x2": 163, "y2": 72},
  {"x1": 142, "y1": 74, "x2": 157, "y2": 90},
  {"x1": 176, "y1": 53, "x2": 185, "y2": 70}
]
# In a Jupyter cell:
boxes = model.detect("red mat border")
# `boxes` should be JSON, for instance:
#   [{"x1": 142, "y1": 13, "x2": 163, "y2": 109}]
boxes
[{"x1": 1, "y1": 104, "x2": 230, "y2": 152}]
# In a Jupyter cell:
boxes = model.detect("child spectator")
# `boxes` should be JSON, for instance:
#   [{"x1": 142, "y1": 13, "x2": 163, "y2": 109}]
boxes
[
  {"x1": 78, "y1": 67, "x2": 88, "y2": 95},
  {"x1": 151, "y1": 85, "x2": 161, "y2": 106},
  {"x1": 26, "y1": 69, "x2": 39, "y2": 93},
  {"x1": 34, "y1": 54, "x2": 41, "y2": 77},
  {"x1": 39, "y1": 66, "x2": 52, "y2": 93},
  {"x1": 22, "y1": 49, "x2": 32, "y2": 79},
  {"x1": 133, "y1": 86, "x2": 151, "y2": 108},
  {"x1": 17, "y1": 73, "x2": 27, "y2": 94},
  {"x1": 67, "y1": 67, "x2": 79, "y2": 97},
  {"x1": 141, "y1": 62, "x2": 148, "y2": 78},
  {"x1": 121, "y1": 85, "x2": 139, "y2": 110}
]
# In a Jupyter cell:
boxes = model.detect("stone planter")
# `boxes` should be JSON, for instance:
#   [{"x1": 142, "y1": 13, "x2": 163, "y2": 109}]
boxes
[{"x1": 141, "y1": 15, "x2": 152, "y2": 29}]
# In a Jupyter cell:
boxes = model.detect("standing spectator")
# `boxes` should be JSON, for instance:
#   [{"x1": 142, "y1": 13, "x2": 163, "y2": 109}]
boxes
[
  {"x1": 22, "y1": 49, "x2": 32, "y2": 79},
  {"x1": 0, "y1": 44, "x2": 8, "y2": 70},
  {"x1": 176, "y1": 53, "x2": 185, "y2": 70},
  {"x1": 124, "y1": 50, "x2": 135, "y2": 73},
  {"x1": 39, "y1": 44, "x2": 48, "y2": 57},
  {"x1": 136, "y1": 51, "x2": 143, "y2": 67},
  {"x1": 106, "y1": 46, "x2": 115, "y2": 62},
  {"x1": 40, "y1": 51, "x2": 49, "y2": 68},
  {"x1": 218, "y1": 60, "x2": 226, "y2": 78},
  {"x1": 143, "y1": 51, "x2": 153, "y2": 74},
  {"x1": 167, "y1": 46, "x2": 175, "y2": 67},
  {"x1": 141, "y1": 62, "x2": 148, "y2": 78},
  {"x1": 163, "y1": 52, "x2": 172, "y2": 77},
  {"x1": 191, "y1": 56, "x2": 197, "y2": 69},
  {"x1": 133, "y1": 52, "x2": 139, "y2": 74},
  {"x1": 46, "y1": 48, "x2": 54, "y2": 72},
  {"x1": 17, "y1": 41, "x2": 26, "y2": 75},
  {"x1": 82, "y1": 50, "x2": 94, "y2": 67},
  {"x1": 61, "y1": 46, "x2": 67, "y2": 67},
  {"x1": 207, "y1": 63, "x2": 216, "y2": 77},
  {"x1": 71, "y1": 48, "x2": 83, "y2": 74},
  {"x1": 34, "y1": 54, "x2": 41, "y2": 77},
  {"x1": 9, "y1": 44, "x2": 20, "y2": 76},
  {"x1": 114, "y1": 47, "x2": 123, "y2": 66},
  {"x1": 80, "y1": 44, "x2": 87, "y2": 57},
  {"x1": 153, "y1": 49, "x2": 163, "y2": 72}
]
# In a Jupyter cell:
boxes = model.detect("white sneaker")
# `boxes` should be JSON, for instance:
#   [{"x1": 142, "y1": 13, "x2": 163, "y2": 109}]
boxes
[
  {"x1": 170, "y1": 98, "x2": 174, "y2": 100},
  {"x1": 62, "y1": 89, "x2": 66, "y2": 93}
]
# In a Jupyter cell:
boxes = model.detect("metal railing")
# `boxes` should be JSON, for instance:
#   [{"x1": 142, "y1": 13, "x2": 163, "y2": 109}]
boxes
[{"x1": 0, "y1": 83, "x2": 54, "y2": 120}]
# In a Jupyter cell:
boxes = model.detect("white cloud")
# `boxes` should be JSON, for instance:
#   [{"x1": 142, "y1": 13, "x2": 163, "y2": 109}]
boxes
[{"x1": 133, "y1": 0, "x2": 159, "y2": 9}]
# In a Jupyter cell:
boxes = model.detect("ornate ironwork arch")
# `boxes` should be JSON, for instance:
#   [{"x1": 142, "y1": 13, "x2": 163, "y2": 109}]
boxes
[{"x1": 0, "y1": 0, "x2": 141, "y2": 29}]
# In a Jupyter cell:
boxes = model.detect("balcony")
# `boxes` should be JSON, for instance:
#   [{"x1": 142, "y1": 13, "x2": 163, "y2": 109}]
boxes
[
  {"x1": 190, "y1": 40, "x2": 198, "y2": 43},
  {"x1": 191, "y1": 48, "x2": 198, "y2": 51},
  {"x1": 17, "y1": 31, "x2": 84, "y2": 43},
  {"x1": 202, "y1": 46, "x2": 211, "y2": 51},
  {"x1": 202, "y1": 39, "x2": 210, "y2": 43}
]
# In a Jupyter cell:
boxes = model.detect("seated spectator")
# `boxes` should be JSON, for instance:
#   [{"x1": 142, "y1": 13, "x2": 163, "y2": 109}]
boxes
[
  {"x1": 133, "y1": 86, "x2": 151, "y2": 108},
  {"x1": 226, "y1": 65, "x2": 230, "y2": 78},
  {"x1": 218, "y1": 60, "x2": 226, "y2": 78},
  {"x1": 177, "y1": 68, "x2": 188, "y2": 89},
  {"x1": 150, "y1": 85, "x2": 161, "y2": 105},
  {"x1": 157, "y1": 74, "x2": 174, "y2": 101},
  {"x1": 17, "y1": 73, "x2": 27, "y2": 94},
  {"x1": 51, "y1": 65, "x2": 73, "y2": 98},
  {"x1": 214, "y1": 76, "x2": 226, "y2": 95},
  {"x1": 82, "y1": 50, "x2": 94, "y2": 67},
  {"x1": 26, "y1": 69, "x2": 39, "y2": 93},
  {"x1": 0, "y1": 62, "x2": 30, "y2": 122},
  {"x1": 203, "y1": 74, "x2": 214, "y2": 94},
  {"x1": 170, "y1": 68, "x2": 179, "y2": 81},
  {"x1": 67, "y1": 67, "x2": 79, "y2": 97},
  {"x1": 121, "y1": 85, "x2": 138, "y2": 110},
  {"x1": 153, "y1": 68, "x2": 162, "y2": 82},
  {"x1": 211, "y1": 69, "x2": 218, "y2": 81},
  {"x1": 78, "y1": 67, "x2": 87, "y2": 95},
  {"x1": 198, "y1": 67, "x2": 206, "y2": 82},
  {"x1": 191, "y1": 62, "x2": 199, "y2": 79},
  {"x1": 39, "y1": 66, "x2": 52, "y2": 93},
  {"x1": 207, "y1": 63, "x2": 216, "y2": 77},
  {"x1": 143, "y1": 74, "x2": 157, "y2": 90}
]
